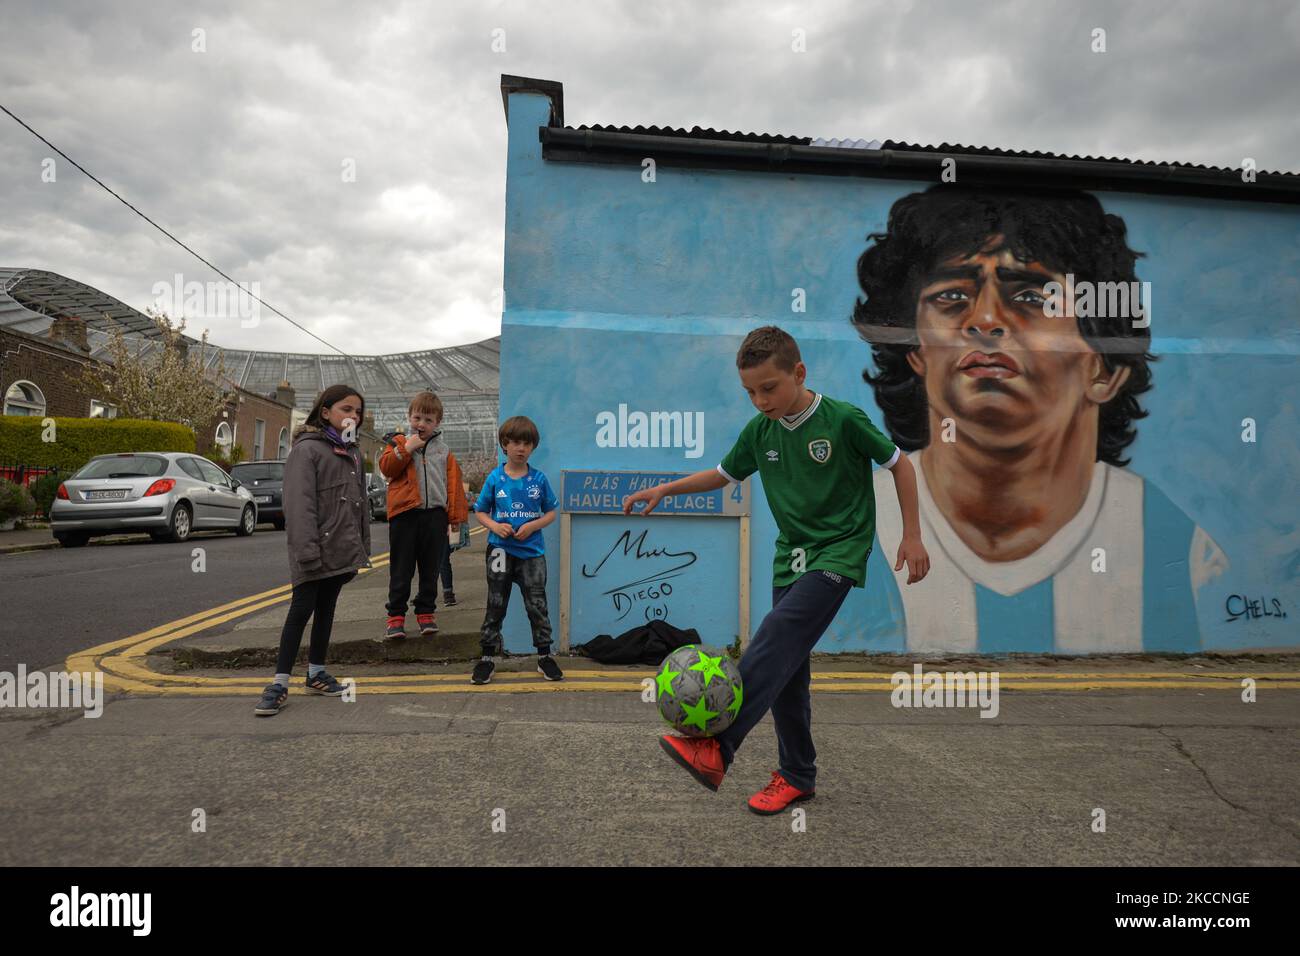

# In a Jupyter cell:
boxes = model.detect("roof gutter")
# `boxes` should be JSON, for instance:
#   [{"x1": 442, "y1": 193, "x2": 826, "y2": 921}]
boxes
[{"x1": 539, "y1": 127, "x2": 1300, "y2": 205}]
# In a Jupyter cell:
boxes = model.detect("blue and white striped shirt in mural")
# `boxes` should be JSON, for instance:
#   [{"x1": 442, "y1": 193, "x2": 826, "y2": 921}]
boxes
[{"x1": 863, "y1": 452, "x2": 1229, "y2": 653}]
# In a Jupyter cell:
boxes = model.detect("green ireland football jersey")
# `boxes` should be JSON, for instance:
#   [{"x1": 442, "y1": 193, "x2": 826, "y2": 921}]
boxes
[{"x1": 717, "y1": 392, "x2": 899, "y2": 588}]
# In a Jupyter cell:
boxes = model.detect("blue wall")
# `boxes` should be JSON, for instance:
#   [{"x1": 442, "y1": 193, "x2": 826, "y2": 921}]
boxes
[{"x1": 494, "y1": 89, "x2": 1300, "y2": 655}]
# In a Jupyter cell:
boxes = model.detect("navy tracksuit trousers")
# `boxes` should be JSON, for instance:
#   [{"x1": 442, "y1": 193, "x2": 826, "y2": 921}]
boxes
[{"x1": 714, "y1": 568, "x2": 853, "y2": 792}]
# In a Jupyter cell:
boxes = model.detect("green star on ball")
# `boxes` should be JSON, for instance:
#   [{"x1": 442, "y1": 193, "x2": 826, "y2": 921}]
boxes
[
  {"x1": 690, "y1": 651, "x2": 727, "y2": 687},
  {"x1": 656, "y1": 665, "x2": 680, "y2": 699},
  {"x1": 679, "y1": 696, "x2": 720, "y2": 733}
]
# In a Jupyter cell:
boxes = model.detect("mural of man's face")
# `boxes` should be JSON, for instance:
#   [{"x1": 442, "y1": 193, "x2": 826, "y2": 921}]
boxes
[{"x1": 905, "y1": 238, "x2": 1130, "y2": 452}]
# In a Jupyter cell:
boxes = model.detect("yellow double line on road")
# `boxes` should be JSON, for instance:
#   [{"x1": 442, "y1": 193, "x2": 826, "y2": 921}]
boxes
[{"x1": 64, "y1": 536, "x2": 1300, "y2": 696}]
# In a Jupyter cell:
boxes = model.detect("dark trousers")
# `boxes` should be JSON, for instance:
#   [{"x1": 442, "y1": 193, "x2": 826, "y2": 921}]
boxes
[
  {"x1": 714, "y1": 569, "x2": 853, "y2": 792},
  {"x1": 480, "y1": 548, "x2": 552, "y2": 655},
  {"x1": 439, "y1": 547, "x2": 454, "y2": 594},
  {"x1": 275, "y1": 571, "x2": 356, "y2": 674},
  {"x1": 386, "y1": 507, "x2": 448, "y2": 616}
]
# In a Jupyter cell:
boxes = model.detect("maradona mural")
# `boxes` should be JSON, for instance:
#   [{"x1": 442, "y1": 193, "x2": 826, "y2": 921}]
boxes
[{"x1": 856, "y1": 187, "x2": 1227, "y2": 653}]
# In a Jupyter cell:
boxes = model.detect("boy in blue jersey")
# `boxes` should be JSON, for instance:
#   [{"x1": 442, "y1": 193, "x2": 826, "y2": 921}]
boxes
[
  {"x1": 473, "y1": 415, "x2": 563, "y2": 685},
  {"x1": 624, "y1": 326, "x2": 931, "y2": 814}
]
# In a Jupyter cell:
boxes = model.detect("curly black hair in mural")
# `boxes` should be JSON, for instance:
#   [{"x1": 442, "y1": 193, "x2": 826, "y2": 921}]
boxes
[{"x1": 851, "y1": 186, "x2": 1155, "y2": 466}]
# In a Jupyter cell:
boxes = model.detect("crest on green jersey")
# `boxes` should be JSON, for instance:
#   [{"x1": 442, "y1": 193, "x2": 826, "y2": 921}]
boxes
[{"x1": 808, "y1": 438, "x2": 832, "y2": 463}]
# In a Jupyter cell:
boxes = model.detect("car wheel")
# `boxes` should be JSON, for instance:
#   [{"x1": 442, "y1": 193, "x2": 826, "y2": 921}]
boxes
[
  {"x1": 168, "y1": 502, "x2": 193, "y2": 542},
  {"x1": 55, "y1": 532, "x2": 89, "y2": 548},
  {"x1": 236, "y1": 505, "x2": 256, "y2": 536}
]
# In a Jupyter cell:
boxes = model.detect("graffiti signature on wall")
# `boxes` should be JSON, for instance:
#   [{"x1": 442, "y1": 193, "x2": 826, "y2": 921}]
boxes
[
  {"x1": 1224, "y1": 595, "x2": 1288, "y2": 622},
  {"x1": 581, "y1": 528, "x2": 698, "y2": 622}
]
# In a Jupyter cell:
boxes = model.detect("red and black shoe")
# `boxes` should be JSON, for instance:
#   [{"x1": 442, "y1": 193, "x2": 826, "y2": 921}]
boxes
[
  {"x1": 747, "y1": 771, "x2": 815, "y2": 815},
  {"x1": 658, "y1": 735, "x2": 725, "y2": 792},
  {"x1": 416, "y1": 613, "x2": 438, "y2": 636}
]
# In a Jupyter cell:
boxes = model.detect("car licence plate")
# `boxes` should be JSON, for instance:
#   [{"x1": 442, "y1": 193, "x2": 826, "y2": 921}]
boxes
[
  {"x1": 85, "y1": 490, "x2": 128, "y2": 500},
  {"x1": 255, "y1": 496, "x2": 272, "y2": 504}
]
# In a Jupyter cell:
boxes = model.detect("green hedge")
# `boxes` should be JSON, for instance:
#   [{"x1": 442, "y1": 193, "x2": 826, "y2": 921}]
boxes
[{"x1": 0, "y1": 416, "x2": 196, "y2": 475}]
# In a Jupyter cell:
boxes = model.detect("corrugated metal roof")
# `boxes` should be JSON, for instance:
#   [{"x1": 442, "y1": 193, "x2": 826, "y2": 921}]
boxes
[
  {"x1": 572, "y1": 124, "x2": 810, "y2": 145},
  {"x1": 559, "y1": 126, "x2": 1297, "y2": 178},
  {"x1": 811, "y1": 137, "x2": 883, "y2": 150},
  {"x1": 873, "y1": 139, "x2": 1298, "y2": 178}
]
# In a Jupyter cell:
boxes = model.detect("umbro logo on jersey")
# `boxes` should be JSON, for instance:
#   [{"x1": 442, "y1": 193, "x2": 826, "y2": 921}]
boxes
[
  {"x1": 809, "y1": 439, "x2": 832, "y2": 463},
  {"x1": 766, "y1": 450, "x2": 779, "y2": 461}
]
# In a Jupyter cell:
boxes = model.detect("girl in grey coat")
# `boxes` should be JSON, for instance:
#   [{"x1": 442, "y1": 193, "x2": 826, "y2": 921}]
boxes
[{"x1": 255, "y1": 384, "x2": 372, "y2": 716}]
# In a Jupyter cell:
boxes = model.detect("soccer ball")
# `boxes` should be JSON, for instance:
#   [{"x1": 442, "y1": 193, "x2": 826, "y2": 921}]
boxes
[{"x1": 655, "y1": 644, "x2": 743, "y2": 737}]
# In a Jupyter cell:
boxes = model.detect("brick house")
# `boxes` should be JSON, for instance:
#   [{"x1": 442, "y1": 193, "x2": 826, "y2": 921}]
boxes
[
  {"x1": 0, "y1": 317, "x2": 115, "y2": 420},
  {"x1": 197, "y1": 382, "x2": 296, "y2": 463}
]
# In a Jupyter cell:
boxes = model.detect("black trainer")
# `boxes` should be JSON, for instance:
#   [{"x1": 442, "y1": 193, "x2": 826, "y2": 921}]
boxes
[
  {"x1": 305, "y1": 671, "x2": 348, "y2": 696},
  {"x1": 537, "y1": 655, "x2": 564, "y2": 681},
  {"x1": 443, "y1": 591, "x2": 458, "y2": 606},
  {"x1": 471, "y1": 659, "x2": 495, "y2": 685},
  {"x1": 254, "y1": 683, "x2": 288, "y2": 716}
]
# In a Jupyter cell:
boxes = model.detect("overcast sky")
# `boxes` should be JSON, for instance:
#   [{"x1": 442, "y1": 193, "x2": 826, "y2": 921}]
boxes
[{"x1": 1, "y1": 0, "x2": 1296, "y2": 356}]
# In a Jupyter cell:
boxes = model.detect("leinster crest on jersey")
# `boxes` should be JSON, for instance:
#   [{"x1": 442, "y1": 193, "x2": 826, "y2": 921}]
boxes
[{"x1": 808, "y1": 438, "x2": 832, "y2": 463}]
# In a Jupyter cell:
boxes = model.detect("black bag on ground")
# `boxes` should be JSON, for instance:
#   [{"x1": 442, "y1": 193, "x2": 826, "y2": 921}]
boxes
[{"x1": 574, "y1": 621, "x2": 702, "y2": 666}]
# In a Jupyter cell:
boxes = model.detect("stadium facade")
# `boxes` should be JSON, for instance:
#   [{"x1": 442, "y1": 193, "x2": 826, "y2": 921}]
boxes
[{"x1": 0, "y1": 268, "x2": 501, "y2": 458}]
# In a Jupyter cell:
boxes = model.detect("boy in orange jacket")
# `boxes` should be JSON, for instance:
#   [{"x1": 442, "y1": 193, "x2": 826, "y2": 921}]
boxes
[{"x1": 379, "y1": 391, "x2": 469, "y2": 639}]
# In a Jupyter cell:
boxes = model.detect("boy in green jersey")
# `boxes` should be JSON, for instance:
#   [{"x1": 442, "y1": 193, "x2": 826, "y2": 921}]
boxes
[{"x1": 623, "y1": 326, "x2": 930, "y2": 814}]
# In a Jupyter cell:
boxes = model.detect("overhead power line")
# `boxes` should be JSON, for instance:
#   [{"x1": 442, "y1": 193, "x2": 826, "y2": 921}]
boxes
[{"x1": 0, "y1": 101, "x2": 346, "y2": 356}]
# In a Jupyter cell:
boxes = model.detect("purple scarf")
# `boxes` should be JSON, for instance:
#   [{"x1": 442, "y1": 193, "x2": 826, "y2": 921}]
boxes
[{"x1": 322, "y1": 424, "x2": 350, "y2": 447}]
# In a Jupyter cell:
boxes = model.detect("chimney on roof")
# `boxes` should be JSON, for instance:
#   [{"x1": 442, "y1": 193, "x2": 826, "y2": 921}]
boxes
[
  {"x1": 48, "y1": 315, "x2": 90, "y2": 353},
  {"x1": 274, "y1": 380, "x2": 296, "y2": 407}
]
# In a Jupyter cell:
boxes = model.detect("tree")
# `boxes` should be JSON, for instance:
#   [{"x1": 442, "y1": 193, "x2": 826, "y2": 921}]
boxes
[{"x1": 79, "y1": 309, "x2": 230, "y2": 432}]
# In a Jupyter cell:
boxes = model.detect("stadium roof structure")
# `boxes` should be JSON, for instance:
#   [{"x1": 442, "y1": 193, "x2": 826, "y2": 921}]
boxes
[{"x1": 0, "y1": 268, "x2": 502, "y2": 457}]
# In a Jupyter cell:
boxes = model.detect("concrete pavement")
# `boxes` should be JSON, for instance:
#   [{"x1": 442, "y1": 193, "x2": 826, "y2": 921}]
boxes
[{"x1": 1, "y1": 688, "x2": 1295, "y2": 866}]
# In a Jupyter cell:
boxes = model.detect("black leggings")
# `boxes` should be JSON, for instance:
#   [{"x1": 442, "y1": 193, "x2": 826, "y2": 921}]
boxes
[{"x1": 275, "y1": 571, "x2": 356, "y2": 674}]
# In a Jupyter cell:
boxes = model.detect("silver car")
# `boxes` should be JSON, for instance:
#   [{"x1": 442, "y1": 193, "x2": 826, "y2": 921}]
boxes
[{"x1": 49, "y1": 452, "x2": 258, "y2": 547}]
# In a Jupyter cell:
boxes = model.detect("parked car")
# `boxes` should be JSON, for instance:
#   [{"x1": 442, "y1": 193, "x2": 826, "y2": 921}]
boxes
[
  {"x1": 49, "y1": 452, "x2": 258, "y2": 547},
  {"x1": 366, "y1": 471, "x2": 387, "y2": 521},
  {"x1": 230, "y1": 460, "x2": 285, "y2": 530}
]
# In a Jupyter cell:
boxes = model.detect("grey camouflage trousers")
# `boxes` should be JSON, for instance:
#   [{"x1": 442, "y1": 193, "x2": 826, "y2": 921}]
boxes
[{"x1": 480, "y1": 548, "x2": 552, "y2": 655}]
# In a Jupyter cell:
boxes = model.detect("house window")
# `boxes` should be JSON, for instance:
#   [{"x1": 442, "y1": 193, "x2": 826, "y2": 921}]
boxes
[
  {"x1": 254, "y1": 419, "x2": 266, "y2": 460},
  {"x1": 89, "y1": 399, "x2": 118, "y2": 419},
  {"x1": 3, "y1": 381, "x2": 46, "y2": 417},
  {"x1": 277, "y1": 427, "x2": 289, "y2": 459},
  {"x1": 214, "y1": 421, "x2": 233, "y2": 456}
]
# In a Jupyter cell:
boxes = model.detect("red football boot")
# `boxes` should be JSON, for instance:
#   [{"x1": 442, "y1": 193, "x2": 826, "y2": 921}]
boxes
[
  {"x1": 658, "y1": 735, "x2": 725, "y2": 792},
  {"x1": 747, "y1": 771, "x2": 815, "y2": 815}
]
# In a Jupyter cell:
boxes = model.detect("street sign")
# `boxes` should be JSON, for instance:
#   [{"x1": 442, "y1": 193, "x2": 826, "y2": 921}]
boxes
[{"x1": 561, "y1": 469, "x2": 750, "y2": 516}]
